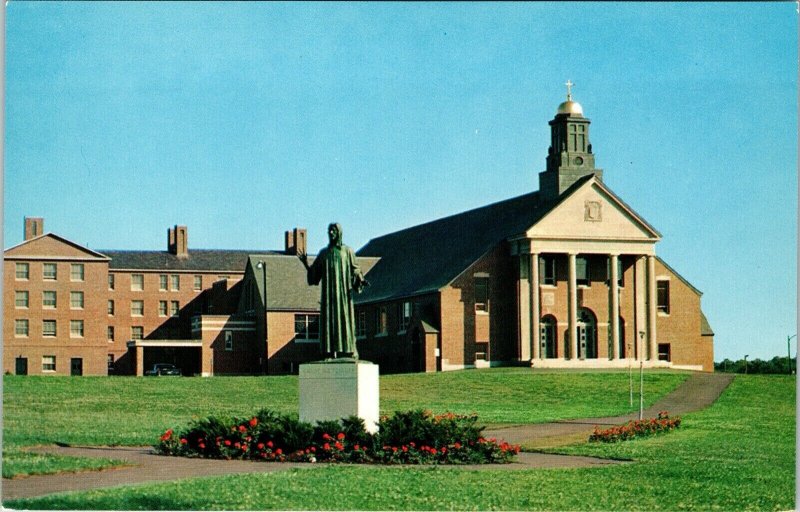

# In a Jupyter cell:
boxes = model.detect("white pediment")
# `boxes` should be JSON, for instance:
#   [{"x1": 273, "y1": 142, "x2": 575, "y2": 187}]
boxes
[
  {"x1": 4, "y1": 234, "x2": 110, "y2": 260},
  {"x1": 526, "y1": 179, "x2": 660, "y2": 242}
]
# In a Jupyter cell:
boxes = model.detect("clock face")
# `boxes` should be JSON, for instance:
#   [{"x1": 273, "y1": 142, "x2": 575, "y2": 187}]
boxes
[{"x1": 575, "y1": 156, "x2": 584, "y2": 166}]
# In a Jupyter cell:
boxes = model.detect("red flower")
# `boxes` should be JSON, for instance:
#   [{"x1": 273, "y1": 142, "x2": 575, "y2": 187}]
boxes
[
  {"x1": 323, "y1": 443, "x2": 331, "y2": 451},
  {"x1": 180, "y1": 438, "x2": 188, "y2": 444},
  {"x1": 337, "y1": 432, "x2": 345, "y2": 441},
  {"x1": 453, "y1": 442, "x2": 461, "y2": 449},
  {"x1": 402, "y1": 445, "x2": 408, "y2": 452},
  {"x1": 354, "y1": 444, "x2": 361, "y2": 451},
  {"x1": 391, "y1": 446, "x2": 398, "y2": 453},
  {"x1": 275, "y1": 448, "x2": 282, "y2": 455},
  {"x1": 322, "y1": 433, "x2": 332, "y2": 440},
  {"x1": 238, "y1": 425, "x2": 247, "y2": 432},
  {"x1": 249, "y1": 417, "x2": 258, "y2": 427},
  {"x1": 160, "y1": 429, "x2": 173, "y2": 442},
  {"x1": 441, "y1": 447, "x2": 447, "y2": 454},
  {"x1": 310, "y1": 446, "x2": 316, "y2": 452},
  {"x1": 335, "y1": 442, "x2": 344, "y2": 451},
  {"x1": 257, "y1": 443, "x2": 265, "y2": 450},
  {"x1": 234, "y1": 442, "x2": 241, "y2": 449},
  {"x1": 267, "y1": 441, "x2": 273, "y2": 448},
  {"x1": 242, "y1": 444, "x2": 248, "y2": 451},
  {"x1": 224, "y1": 440, "x2": 231, "y2": 446}
]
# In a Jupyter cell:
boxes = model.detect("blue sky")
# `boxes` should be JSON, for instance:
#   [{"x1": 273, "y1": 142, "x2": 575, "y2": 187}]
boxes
[{"x1": 4, "y1": 2, "x2": 797, "y2": 361}]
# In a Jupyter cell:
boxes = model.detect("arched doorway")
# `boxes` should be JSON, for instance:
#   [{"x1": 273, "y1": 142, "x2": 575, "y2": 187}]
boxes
[
  {"x1": 578, "y1": 308, "x2": 598, "y2": 359},
  {"x1": 540, "y1": 315, "x2": 557, "y2": 359}
]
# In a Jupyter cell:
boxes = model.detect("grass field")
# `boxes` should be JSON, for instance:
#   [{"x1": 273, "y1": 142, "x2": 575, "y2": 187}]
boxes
[
  {"x1": 6, "y1": 374, "x2": 794, "y2": 510},
  {"x1": 3, "y1": 369, "x2": 685, "y2": 478}
]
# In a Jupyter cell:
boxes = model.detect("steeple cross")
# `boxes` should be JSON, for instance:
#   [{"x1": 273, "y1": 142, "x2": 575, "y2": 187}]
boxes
[{"x1": 565, "y1": 80, "x2": 574, "y2": 100}]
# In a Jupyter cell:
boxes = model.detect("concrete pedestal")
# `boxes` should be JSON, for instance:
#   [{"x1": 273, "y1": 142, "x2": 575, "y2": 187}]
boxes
[{"x1": 299, "y1": 359, "x2": 379, "y2": 433}]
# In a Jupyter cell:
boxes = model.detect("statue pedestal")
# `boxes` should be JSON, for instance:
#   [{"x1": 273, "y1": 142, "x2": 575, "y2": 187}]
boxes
[{"x1": 299, "y1": 359, "x2": 379, "y2": 433}]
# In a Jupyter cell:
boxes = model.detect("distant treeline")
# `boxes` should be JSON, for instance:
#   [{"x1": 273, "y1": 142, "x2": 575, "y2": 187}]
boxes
[{"x1": 714, "y1": 356, "x2": 796, "y2": 374}]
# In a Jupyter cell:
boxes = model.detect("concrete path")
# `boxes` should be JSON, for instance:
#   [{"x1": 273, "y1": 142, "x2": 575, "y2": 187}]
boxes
[
  {"x1": 2, "y1": 372, "x2": 734, "y2": 501},
  {"x1": 484, "y1": 372, "x2": 735, "y2": 446}
]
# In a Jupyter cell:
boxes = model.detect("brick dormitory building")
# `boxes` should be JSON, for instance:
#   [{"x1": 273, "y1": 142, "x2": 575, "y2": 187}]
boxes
[{"x1": 3, "y1": 92, "x2": 714, "y2": 376}]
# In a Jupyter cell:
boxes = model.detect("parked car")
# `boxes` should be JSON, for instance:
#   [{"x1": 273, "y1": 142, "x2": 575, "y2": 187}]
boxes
[{"x1": 144, "y1": 364, "x2": 181, "y2": 376}]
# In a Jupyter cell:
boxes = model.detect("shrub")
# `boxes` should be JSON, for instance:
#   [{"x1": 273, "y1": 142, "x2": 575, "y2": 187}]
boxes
[
  {"x1": 155, "y1": 408, "x2": 519, "y2": 465},
  {"x1": 589, "y1": 411, "x2": 681, "y2": 443}
]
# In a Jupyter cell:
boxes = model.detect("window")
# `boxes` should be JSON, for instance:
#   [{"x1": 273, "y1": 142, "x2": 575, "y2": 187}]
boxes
[
  {"x1": 658, "y1": 343, "x2": 671, "y2": 361},
  {"x1": 399, "y1": 301, "x2": 412, "y2": 332},
  {"x1": 159, "y1": 301, "x2": 168, "y2": 316},
  {"x1": 42, "y1": 355, "x2": 56, "y2": 372},
  {"x1": 131, "y1": 326, "x2": 144, "y2": 340},
  {"x1": 108, "y1": 326, "x2": 115, "y2": 341},
  {"x1": 16, "y1": 263, "x2": 29, "y2": 280},
  {"x1": 170, "y1": 275, "x2": 180, "y2": 291},
  {"x1": 70, "y1": 320, "x2": 84, "y2": 338},
  {"x1": 108, "y1": 300, "x2": 115, "y2": 315},
  {"x1": 15, "y1": 319, "x2": 29, "y2": 337},
  {"x1": 356, "y1": 311, "x2": 367, "y2": 338},
  {"x1": 540, "y1": 256, "x2": 556, "y2": 285},
  {"x1": 42, "y1": 320, "x2": 57, "y2": 337},
  {"x1": 159, "y1": 274, "x2": 168, "y2": 291},
  {"x1": 43, "y1": 291, "x2": 57, "y2": 308},
  {"x1": 71, "y1": 264, "x2": 84, "y2": 281},
  {"x1": 107, "y1": 354, "x2": 115, "y2": 367},
  {"x1": 131, "y1": 274, "x2": 144, "y2": 291},
  {"x1": 70, "y1": 291, "x2": 84, "y2": 309},
  {"x1": 170, "y1": 301, "x2": 180, "y2": 317},
  {"x1": 131, "y1": 300, "x2": 144, "y2": 316},
  {"x1": 43, "y1": 263, "x2": 57, "y2": 280},
  {"x1": 194, "y1": 275, "x2": 203, "y2": 291},
  {"x1": 225, "y1": 331, "x2": 233, "y2": 351},
  {"x1": 108, "y1": 274, "x2": 115, "y2": 290},
  {"x1": 376, "y1": 306, "x2": 388, "y2": 335},
  {"x1": 474, "y1": 277, "x2": 489, "y2": 312},
  {"x1": 15, "y1": 291, "x2": 29, "y2": 308},
  {"x1": 294, "y1": 314, "x2": 320, "y2": 341},
  {"x1": 576, "y1": 256, "x2": 590, "y2": 286},
  {"x1": 657, "y1": 280, "x2": 670, "y2": 314}
]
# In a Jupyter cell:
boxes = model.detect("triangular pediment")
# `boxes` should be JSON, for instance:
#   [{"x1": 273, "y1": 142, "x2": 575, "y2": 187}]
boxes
[
  {"x1": 526, "y1": 178, "x2": 660, "y2": 241},
  {"x1": 4, "y1": 234, "x2": 110, "y2": 261}
]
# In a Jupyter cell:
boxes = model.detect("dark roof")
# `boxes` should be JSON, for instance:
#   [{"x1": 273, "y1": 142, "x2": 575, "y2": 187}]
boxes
[
  {"x1": 354, "y1": 187, "x2": 564, "y2": 304},
  {"x1": 700, "y1": 312, "x2": 714, "y2": 336},
  {"x1": 101, "y1": 249, "x2": 281, "y2": 272},
  {"x1": 248, "y1": 254, "x2": 380, "y2": 311}
]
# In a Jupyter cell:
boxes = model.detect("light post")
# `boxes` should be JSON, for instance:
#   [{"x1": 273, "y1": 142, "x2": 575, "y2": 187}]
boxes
[
  {"x1": 744, "y1": 354, "x2": 749, "y2": 375},
  {"x1": 256, "y1": 261, "x2": 268, "y2": 374},
  {"x1": 788, "y1": 334, "x2": 797, "y2": 375},
  {"x1": 638, "y1": 331, "x2": 645, "y2": 420}
]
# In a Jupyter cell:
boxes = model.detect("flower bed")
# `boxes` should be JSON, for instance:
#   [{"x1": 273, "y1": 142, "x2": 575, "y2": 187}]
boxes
[
  {"x1": 156, "y1": 409, "x2": 520, "y2": 464},
  {"x1": 589, "y1": 411, "x2": 681, "y2": 443}
]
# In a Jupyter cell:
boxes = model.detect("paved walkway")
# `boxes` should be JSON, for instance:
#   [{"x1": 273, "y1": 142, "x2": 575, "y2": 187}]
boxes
[{"x1": 2, "y1": 373, "x2": 734, "y2": 501}]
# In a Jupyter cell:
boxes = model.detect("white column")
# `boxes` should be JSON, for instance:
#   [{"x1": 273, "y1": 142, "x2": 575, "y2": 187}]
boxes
[
  {"x1": 647, "y1": 255, "x2": 657, "y2": 360},
  {"x1": 633, "y1": 255, "x2": 646, "y2": 360},
  {"x1": 518, "y1": 255, "x2": 531, "y2": 361},
  {"x1": 531, "y1": 253, "x2": 541, "y2": 360},
  {"x1": 568, "y1": 253, "x2": 578, "y2": 360},
  {"x1": 610, "y1": 254, "x2": 620, "y2": 360}
]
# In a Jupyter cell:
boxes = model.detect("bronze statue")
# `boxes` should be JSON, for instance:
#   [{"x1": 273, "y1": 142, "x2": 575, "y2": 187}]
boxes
[{"x1": 299, "y1": 223, "x2": 368, "y2": 359}]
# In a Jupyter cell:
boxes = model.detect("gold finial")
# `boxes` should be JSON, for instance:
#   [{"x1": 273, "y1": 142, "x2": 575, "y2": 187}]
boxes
[{"x1": 565, "y1": 80, "x2": 574, "y2": 101}]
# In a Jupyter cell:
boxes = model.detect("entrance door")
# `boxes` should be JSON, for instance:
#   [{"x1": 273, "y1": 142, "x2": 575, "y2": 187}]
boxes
[
  {"x1": 70, "y1": 358, "x2": 83, "y2": 376},
  {"x1": 577, "y1": 308, "x2": 597, "y2": 359},
  {"x1": 15, "y1": 357, "x2": 27, "y2": 375},
  {"x1": 540, "y1": 316, "x2": 557, "y2": 358}
]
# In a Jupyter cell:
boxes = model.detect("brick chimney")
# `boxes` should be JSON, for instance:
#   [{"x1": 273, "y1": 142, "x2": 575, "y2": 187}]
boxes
[
  {"x1": 24, "y1": 217, "x2": 44, "y2": 240},
  {"x1": 168, "y1": 225, "x2": 189, "y2": 258},
  {"x1": 284, "y1": 227, "x2": 307, "y2": 255}
]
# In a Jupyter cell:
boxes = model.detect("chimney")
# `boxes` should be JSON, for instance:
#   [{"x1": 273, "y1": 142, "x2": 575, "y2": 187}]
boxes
[
  {"x1": 168, "y1": 225, "x2": 189, "y2": 258},
  {"x1": 285, "y1": 227, "x2": 307, "y2": 255},
  {"x1": 24, "y1": 217, "x2": 44, "y2": 241}
]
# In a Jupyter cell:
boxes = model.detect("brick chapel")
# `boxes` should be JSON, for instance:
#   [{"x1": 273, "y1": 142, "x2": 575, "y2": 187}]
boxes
[{"x1": 3, "y1": 89, "x2": 714, "y2": 376}]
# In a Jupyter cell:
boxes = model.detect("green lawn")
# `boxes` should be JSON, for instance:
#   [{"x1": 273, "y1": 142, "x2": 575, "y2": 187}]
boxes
[
  {"x1": 2, "y1": 369, "x2": 685, "y2": 478},
  {"x1": 7, "y1": 374, "x2": 795, "y2": 511}
]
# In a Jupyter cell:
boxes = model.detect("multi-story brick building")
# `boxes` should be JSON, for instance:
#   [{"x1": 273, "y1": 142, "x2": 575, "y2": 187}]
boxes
[{"x1": 3, "y1": 91, "x2": 714, "y2": 375}]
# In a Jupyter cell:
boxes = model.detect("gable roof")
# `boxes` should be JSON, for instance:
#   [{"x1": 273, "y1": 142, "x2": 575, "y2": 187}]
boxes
[
  {"x1": 4, "y1": 233, "x2": 110, "y2": 261},
  {"x1": 100, "y1": 249, "x2": 281, "y2": 272},
  {"x1": 700, "y1": 311, "x2": 714, "y2": 336},
  {"x1": 247, "y1": 253, "x2": 381, "y2": 311}
]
